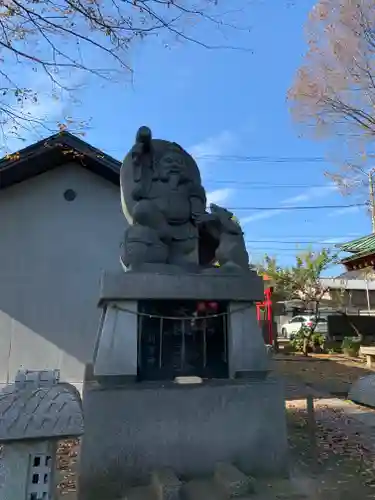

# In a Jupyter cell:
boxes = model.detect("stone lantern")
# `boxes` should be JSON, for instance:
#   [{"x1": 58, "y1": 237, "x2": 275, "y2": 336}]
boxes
[{"x1": 0, "y1": 369, "x2": 84, "y2": 500}]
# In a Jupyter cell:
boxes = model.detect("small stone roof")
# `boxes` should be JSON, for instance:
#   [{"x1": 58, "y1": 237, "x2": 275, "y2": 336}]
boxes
[{"x1": 0, "y1": 370, "x2": 84, "y2": 443}]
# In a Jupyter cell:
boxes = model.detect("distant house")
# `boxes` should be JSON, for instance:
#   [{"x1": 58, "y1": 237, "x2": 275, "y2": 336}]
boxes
[
  {"x1": 318, "y1": 234, "x2": 375, "y2": 311},
  {"x1": 0, "y1": 132, "x2": 125, "y2": 392},
  {"x1": 338, "y1": 233, "x2": 375, "y2": 276}
]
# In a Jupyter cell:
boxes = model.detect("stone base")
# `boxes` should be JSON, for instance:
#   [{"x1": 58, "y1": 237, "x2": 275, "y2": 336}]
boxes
[
  {"x1": 99, "y1": 270, "x2": 264, "y2": 304},
  {"x1": 349, "y1": 374, "x2": 375, "y2": 407},
  {"x1": 78, "y1": 376, "x2": 288, "y2": 500}
]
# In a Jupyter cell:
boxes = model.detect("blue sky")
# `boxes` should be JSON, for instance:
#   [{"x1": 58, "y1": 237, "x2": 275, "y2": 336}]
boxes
[{"x1": 3, "y1": 0, "x2": 371, "y2": 274}]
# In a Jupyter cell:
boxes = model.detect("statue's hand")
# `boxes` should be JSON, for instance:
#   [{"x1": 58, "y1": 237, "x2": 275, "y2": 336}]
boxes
[{"x1": 136, "y1": 126, "x2": 152, "y2": 149}]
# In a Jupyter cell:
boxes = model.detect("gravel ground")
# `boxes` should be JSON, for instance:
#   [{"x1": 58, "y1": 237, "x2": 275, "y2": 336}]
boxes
[
  {"x1": 286, "y1": 398, "x2": 375, "y2": 499},
  {"x1": 55, "y1": 380, "x2": 375, "y2": 499},
  {"x1": 56, "y1": 439, "x2": 80, "y2": 498},
  {"x1": 274, "y1": 353, "x2": 375, "y2": 396}
]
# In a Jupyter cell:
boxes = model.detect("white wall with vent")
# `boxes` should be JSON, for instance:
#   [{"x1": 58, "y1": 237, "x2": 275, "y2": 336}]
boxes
[{"x1": 0, "y1": 163, "x2": 126, "y2": 391}]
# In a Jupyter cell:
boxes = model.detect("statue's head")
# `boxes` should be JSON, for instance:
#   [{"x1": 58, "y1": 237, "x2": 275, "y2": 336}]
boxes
[
  {"x1": 210, "y1": 203, "x2": 234, "y2": 219},
  {"x1": 150, "y1": 139, "x2": 202, "y2": 184},
  {"x1": 157, "y1": 143, "x2": 189, "y2": 176}
]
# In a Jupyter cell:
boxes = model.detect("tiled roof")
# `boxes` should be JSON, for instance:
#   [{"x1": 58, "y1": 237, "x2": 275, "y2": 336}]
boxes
[
  {"x1": 0, "y1": 131, "x2": 121, "y2": 190},
  {"x1": 338, "y1": 233, "x2": 375, "y2": 254}
]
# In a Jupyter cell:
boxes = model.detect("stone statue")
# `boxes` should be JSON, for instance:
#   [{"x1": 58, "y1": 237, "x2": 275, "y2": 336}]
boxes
[
  {"x1": 204, "y1": 203, "x2": 249, "y2": 272},
  {"x1": 120, "y1": 126, "x2": 215, "y2": 271},
  {"x1": 120, "y1": 126, "x2": 250, "y2": 273}
]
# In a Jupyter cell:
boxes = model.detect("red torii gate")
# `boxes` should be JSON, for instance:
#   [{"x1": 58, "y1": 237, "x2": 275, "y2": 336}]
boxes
[{"x1": 256, "y1": 274, "x2": 274, "y2": 345}]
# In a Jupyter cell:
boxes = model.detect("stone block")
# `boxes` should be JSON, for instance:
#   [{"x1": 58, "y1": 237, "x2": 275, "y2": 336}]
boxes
[
  {"x1": 181, "y1": 480, "x2": 226, "y2": 500},
  {"x1": 78, "y1": 377, "x2": 288, "y2": 500},
  {"x1": 349, "y1": 374, "x2": 375, "y2": 407},
  {"x1": 214, "y1": 463, "x2": 254, "y2": 497},
  {"x1": 151, "y1": 468, "x2": 182, "y2": 500},
  {"x1": 228, "y1": 303, "x2": 269, "y2": 377},
  {"x1": 174, "y1": 377, "x2": 202, "y2": 385},
  {"x1": 123, "y1": 485, "x2": 157, "y2": 500},
  {"x1": 99, "y1": 271, "x2": 264, "y2": 303},
  {"x1": 93, "y1": 301, "x2": 138, "y2": 378}
]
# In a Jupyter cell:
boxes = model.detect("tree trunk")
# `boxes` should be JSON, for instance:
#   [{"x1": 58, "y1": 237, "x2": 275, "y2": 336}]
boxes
[
  {"x1": 302, "y1": 301, "x2": 320, "y2": 356},
  {"x1": 338, "y1": 311, "x2": 364, "y2": 344},
  {"x1": 302, "y1": 337, "x2": 309, "y2": 356}
]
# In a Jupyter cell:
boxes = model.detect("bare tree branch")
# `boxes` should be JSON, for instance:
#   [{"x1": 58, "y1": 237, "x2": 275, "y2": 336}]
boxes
[
  {"x1": 288, "y1": 0, "x2": 375, "y2": 202},
  {"x1": 0, "y1": 0, "x2": 250, "y2": 146}
]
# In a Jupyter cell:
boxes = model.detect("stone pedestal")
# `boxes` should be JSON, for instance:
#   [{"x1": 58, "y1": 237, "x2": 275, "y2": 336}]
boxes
[
  {"x1": 78, "y1": 270, "x2": 288, "y2": 499},
  {"x1": 79, "y1": 377, "x2": 288, "y2": 500}
]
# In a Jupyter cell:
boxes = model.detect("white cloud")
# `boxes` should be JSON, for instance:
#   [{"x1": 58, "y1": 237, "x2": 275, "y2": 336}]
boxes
[
  {"x1": 240, "y1": 184, "x2": 338, "y2": 226},
  {"x1": 274, "y1": 185, "x2": 337, "y2": 215},
  {"x1": 321, "y1": 236, "x2": 350, "y2": 244},
  {"x1": 189, "y1": 130, "x2": 237, "y2": 172},
  {"x1": 282, "y1": 185, "x2": 337, "y2": 206},
  {"x1": 281, "y1": 193, "x2": 310, "y2": 204},
  {"x1": 328, "y1": 205, "x2": 360, "y2": 217},
  {"x1": 1, "y1": 72, "x2": 80, "y2": 152},
  {"x1": 240, "y1": 209, "x2": 285, "y2": 224},
  {"x1": 2, "y1": 96, "x2": 64, "y2": 152},
  {"x1": 206, "y1": 188, "x2": 234, "y2": 207},
  {"x1": 189, "y1": 131, "x2": 238, "y2": 207}
]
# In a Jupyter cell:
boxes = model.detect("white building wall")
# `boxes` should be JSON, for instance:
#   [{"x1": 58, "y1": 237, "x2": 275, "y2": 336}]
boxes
[{"x1": 0, "y1": 163, "x2": 126, "y2": 390}]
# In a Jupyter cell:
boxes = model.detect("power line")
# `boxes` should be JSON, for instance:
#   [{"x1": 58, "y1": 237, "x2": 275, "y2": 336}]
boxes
[
  {"x1": 196, "y1": 154, "x2": 327, "y2": 163},
  {"x1": 248, "y1": 248, "x2": 341, "y2": 254},
  {"x1": 101, "y1": 145, "x2": 338, "y2": 164},
  {"x1": 244, "y1": 239, "x2": 343, "y2": 245},
  {"x1": 248, "y1": 248, "x2": 332, "y2": 252},
  {"x1": 247, "y1": 243, "x2": 345, "y2": 249},
  {"x1": 227, "y1": 203, "x2": 366, "y2": 211},
  {"x1": 206, "y1": 180, "x2": 331, "y2": 188},
  {"x1": 244, "y1": 234, "x2": 360, "y2": 238},
  {"x1": 104, "y1": 148, "x2": 329, "y2": 163}
]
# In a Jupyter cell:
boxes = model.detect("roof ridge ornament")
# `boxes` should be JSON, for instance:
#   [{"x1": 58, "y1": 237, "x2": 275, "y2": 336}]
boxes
[{"x1": 14, "y1": 369, "x2": 60, "y2": 390}]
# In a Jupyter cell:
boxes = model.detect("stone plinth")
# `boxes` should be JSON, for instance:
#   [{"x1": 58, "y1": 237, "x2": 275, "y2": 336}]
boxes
[
  {"x1": 99, "y1": 270, "x2": 264, "y2": 303},
  {"x1": 78, "y1": 377, "x2": 288, "y2": 500},
  {"x1": 93, "y1": 271, "x2": 269, "y2": 379},
  {"x1": 79, "y1": 270, "x2": 286, "y2": 500}
]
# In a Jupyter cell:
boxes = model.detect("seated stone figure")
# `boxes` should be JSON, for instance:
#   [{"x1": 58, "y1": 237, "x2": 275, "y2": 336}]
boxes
[
  {"x1": 120, "y1": 126, "x2": 215, "y2": 271},
  {"x1": 203, "y1": 203, "x2": 249, "y2": 272}
]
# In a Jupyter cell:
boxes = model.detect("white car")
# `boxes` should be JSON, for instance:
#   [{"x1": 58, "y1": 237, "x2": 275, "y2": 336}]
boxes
[{"x1": 280, "y1": 315, "x2": 328, "y2": 339}]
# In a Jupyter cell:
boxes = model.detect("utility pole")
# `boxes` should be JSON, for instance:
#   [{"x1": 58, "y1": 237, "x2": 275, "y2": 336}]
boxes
[{"x1": 369, "y1": 168, "x2": 375, "y2": 233}]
